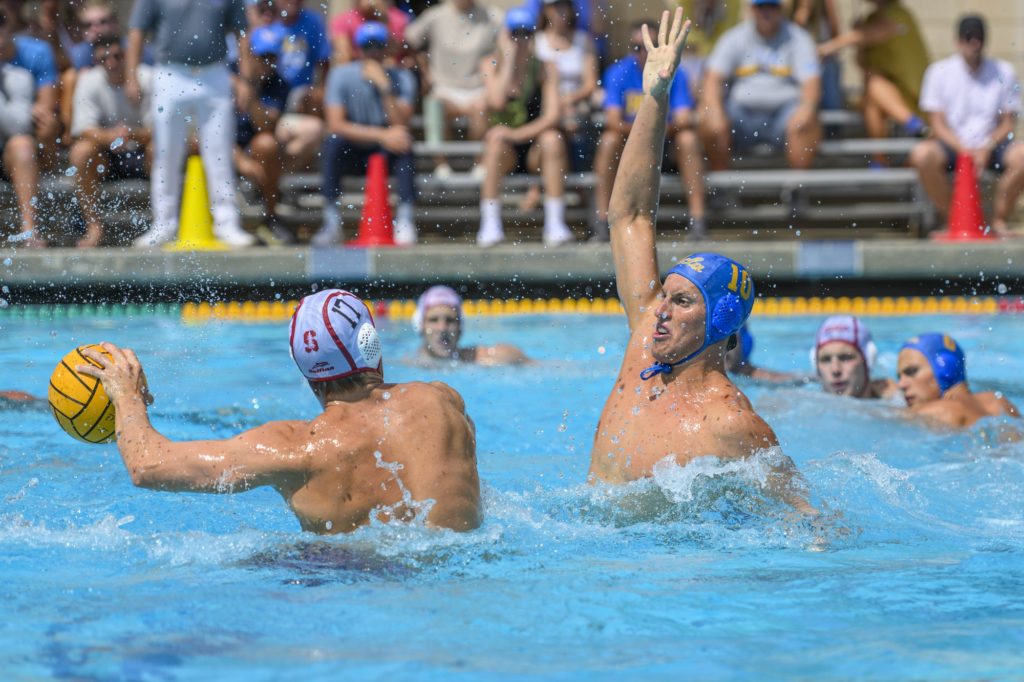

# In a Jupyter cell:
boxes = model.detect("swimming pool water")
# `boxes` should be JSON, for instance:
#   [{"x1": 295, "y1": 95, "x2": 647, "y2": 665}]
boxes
[{"x1": 2, "y1": 311, "x2": 1023, "y2": 679}]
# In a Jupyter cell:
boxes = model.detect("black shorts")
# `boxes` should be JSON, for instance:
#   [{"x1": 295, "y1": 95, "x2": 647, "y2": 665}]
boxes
[
  {"x1": 939, "y1": 140, "x2": 1011, "y2": 173},
  {"x1": 104, "y1": 149, "x2": 148, "y2": 180}
]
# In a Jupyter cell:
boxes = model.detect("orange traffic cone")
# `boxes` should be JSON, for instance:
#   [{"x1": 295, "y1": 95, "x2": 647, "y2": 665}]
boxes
[
  {"x1": 932, "y1": 152, "x2": 992, "y2": 241},
  {"x1": 348, "y1": 153, "x2": 396, "y2": 247}
]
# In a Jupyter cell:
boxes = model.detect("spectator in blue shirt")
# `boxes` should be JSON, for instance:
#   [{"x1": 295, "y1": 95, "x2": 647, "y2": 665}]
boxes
[
  {"x1": 271, "y1": 0, "x2": 330, "y2": 175},
  {"x1": 234, "y1": 25, "x2": 290, "y2": 244},
  {"x1": 316, "y1": 22, "x2": 417, "y2": 247},
  {"x1": 591, "y1": 21, "x2": 705, "y2": 241},
  {"x1": 0, "y1": 5, "x2": 45, "y2": 247},
  {"x1": 1, "y1": 8, "x2": 59, "y2": 170}
]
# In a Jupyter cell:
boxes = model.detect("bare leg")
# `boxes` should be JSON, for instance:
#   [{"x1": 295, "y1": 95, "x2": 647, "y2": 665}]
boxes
[
  {"x1": 534, "y1": 129, "x2": 566, "y2": 199},
  {"x1": 786, "y1": 112, "x2": 821, "y2": 170},
  {"x1": 993, "y1": 142, "x2": 1024, "y2": 235},
  {"x1": 865, "y1": 74, "x2": 914, "y2": 127},
  {"x1": 673, "y1": 128, "x2": 706, "y2": 220},
  {"x1": 481, "y1": 135, "x2": 514, "y2": 201},
  {"x1": 249, "y1": 131, "x2": 282, "y2": 217},
  {"x1": 4, "y1": 135, "x2": 43, "y2": 247},
  {"x1": 592, "y1": 129, "x2": 624, "y2": 223},
  {"x1": 70, "y1": 138, "x2": 106, "y2": 247},
  {"x1": 699, "y1": 111, "x2": 732, "y2": 171},
  {"x1": 909, "y1": 140, "x2": 951, "y2": 218},
  {"x1": 276, "y1": 114, "x2": 323, "y2": 172}
]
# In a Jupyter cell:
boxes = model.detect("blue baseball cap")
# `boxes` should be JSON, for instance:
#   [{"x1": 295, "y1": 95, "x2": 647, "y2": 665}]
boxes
[
  {"x1": 250, "y1": 25, "x2": 284, "y2": 57},
  {"x1": 750, "y1": 0, "x2": 782, "y2": 5},
  {"x1": 505, "y1": 6, "x2": 537, "y2": 32},
  {"x1": 900, "y1": 333, "x2": 966, "y2": 394},
  {"x1": 641, "y1": 253, "x2": 756, "y2": 380},
  {"x1": 355, "y1": 21, "x2": 390, "y2": 48}
]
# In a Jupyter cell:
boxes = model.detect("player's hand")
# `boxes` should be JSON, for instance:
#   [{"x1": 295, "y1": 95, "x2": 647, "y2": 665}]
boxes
[
  {"x1": 77, "y1": 343, "x2": 154, "y2": 408},
  {"x1": 642, "y1": 8, "x2": 691, "y2": 100}
]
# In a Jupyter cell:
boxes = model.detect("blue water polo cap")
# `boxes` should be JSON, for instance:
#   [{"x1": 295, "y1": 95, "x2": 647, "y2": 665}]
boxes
[
  {"x1": 505, "y1": 6, "x2": 537, "y2": 32},
  {"x1": 355, "y1": 21, "x2": 390, "y2": 48},
  {"x1": 900, "y1": 333, "x2": 966, "y2": 394},
  {"x1": 641, "y1": 253, "x2": 756, "y2": 380}
]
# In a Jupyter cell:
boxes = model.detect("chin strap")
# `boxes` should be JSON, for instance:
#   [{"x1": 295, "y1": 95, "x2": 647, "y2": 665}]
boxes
[{"x1": 639, "y1": 347, "x2": 704, "y2": 381}]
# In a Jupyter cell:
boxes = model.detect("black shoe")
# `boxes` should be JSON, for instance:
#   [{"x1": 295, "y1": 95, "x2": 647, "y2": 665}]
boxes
[{"x1": 589, "y1": 219, "x2": 610, "y2": 242}]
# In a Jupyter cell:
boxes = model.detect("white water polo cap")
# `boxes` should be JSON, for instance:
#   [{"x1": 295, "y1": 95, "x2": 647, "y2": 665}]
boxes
[
  {"x1": 290, "y1": 289, "x2": 383, "y2": 381},
  {"x1": 411, "y1": 285, "x2": 463, "y2": 333},
  {"x1": 811, "y1": 315, "x2": 878, "y2": 373}
]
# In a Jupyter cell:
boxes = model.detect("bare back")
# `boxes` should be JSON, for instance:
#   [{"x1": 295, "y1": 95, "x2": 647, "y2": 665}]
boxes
[
  {"x1": 589, "y1": 308, "x2": 778, "y2": 483},
  {"x1": 283, "y1": 382, "x2": 481, "y2": 533},
  {"x1": 915, "y1": 390, "x2": 1021, "y2": 429}
]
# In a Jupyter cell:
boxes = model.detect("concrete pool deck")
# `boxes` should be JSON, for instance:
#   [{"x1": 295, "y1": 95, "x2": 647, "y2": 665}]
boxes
[{"x1": 1, "y1": 239, "x2": 1021, "y2": 301}]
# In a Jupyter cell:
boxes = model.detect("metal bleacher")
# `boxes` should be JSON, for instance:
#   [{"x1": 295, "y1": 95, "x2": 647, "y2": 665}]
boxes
[{"x1": 0, "y1": 109, "x2": 933, "y2": 246}]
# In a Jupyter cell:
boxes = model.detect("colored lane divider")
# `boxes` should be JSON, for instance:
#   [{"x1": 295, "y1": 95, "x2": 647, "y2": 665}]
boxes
[{"x1": 0, "y1": 297, "x2": 1017, "y2": 321}]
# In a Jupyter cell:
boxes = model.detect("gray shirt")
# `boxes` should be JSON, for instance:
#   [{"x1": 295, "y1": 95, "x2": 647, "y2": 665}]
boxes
[
  {"x1": 405, "y1": 2, "x2": 501, "y2": 91},
  {"x1": 128, "y1": 0, "x2": 246, "y2": 66},
  {"x1": 0, "y1": 64, "x2": 34, "y2": 139},
  {"x1": 706, "y1": 20, "x2": 820, "y2": 112},
  {"x1": 71, "y1": 65, "x2": 152, "y2": 138},
  {"x1": 324, "y1": 62, "x2": 417, "y2": 128}
]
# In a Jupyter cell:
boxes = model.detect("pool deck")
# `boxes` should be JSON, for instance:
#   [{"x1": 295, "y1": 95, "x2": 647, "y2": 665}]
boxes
[{"x1": 1, "y1": 239, "x2": 1021, "y2": 301}]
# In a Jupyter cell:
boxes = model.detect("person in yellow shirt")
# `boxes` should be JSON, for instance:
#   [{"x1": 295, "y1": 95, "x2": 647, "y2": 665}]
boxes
[{"x1": 818, "y1": 0, "x2": 929, "y2": 165}]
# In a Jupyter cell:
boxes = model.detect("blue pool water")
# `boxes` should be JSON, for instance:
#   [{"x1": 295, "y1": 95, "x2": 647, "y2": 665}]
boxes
[{"x1": 2, "y1": 310, "x2": 1023, "y2": 679}]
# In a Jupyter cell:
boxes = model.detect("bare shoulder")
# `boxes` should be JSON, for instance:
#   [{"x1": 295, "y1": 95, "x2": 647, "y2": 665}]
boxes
[
  {"x1": 977, "y1": 391, "x2": 1021, "y2": 418},
  {"x1": 912, "y1": 399, "x2": 965, "y2": 428},
  {"x1": 236, "y1": 419, "x2": 307, "y2": 446},
  {"x1": 400, "y1": 380, "x2": 468, "y2": 413},
  {"x1": 705, "y1": 379, "x2": 779, "y2": 458},
  {"x1": 475, "y1": 343, "x2": 529, "y2": 365}
]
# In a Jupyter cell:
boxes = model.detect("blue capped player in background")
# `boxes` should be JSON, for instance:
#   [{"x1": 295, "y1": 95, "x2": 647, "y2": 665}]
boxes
[
  {"x1": 726, "y1": 323, "x2": 807, "y2": 384},
  {"x1": 587, "y1": 9, "x2": 813, "y2": 514},
  {"x1": 898, "y1": 333, "x2": 1020, "y2": 429}
]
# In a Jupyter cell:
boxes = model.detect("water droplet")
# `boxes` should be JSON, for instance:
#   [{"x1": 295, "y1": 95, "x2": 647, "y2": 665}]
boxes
[
  {"x1": 110, "y1": 137, "x2": 124, "y2": 150},
  {"x1": 382, "y1": 391, "x2": 391, "y2": 400},
  {"x1": 97, "y1": 164, "x2": 105, "y2": 173},
  {"x1": 64, "y1": 167, "x2": 77, "y2": 177},
  {"x1": 2, "y1": 258, "x2": 11, "y2": 266},
  {"x1": 325, "y1": 520, "x2": 332, "y2": 530}
]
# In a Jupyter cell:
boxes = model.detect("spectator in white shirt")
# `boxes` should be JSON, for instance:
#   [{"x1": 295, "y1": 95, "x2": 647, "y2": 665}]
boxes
[{"x1": 909, "y1": 15, "x2": 1024, "y2": 237}]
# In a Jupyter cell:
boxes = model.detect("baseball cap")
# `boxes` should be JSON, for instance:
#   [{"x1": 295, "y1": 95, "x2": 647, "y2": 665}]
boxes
[
  {"x1": 355, "y1": 21, "x2": 390, "y2": 48},
  {"x1": 289, "y1": 289, "x2": 383, "y2": 382},
  {"x1": 505, "y1": 6, "x2": 537, "y2": 33},
  {"x1": 250, "y1": 25, "x2": 284, "y2": 57},
  {"x1": 957, "y1": 15, "x2": 985, "y2": 42},
  {"x1": 813, "y1": 315, "x2": 878, "y2": 372},
  {"x1": 750, "y1": 0, "x2": 782, "y2": 5}
]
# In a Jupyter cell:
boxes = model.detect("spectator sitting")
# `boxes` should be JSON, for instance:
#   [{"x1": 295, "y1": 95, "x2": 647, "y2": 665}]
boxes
[
  {"x1": 0, "y1": 0, "x2": 59, "y2": 173},
  {"x1": 315, "y1": 22, "x2": 417, "y2": 247},
  {"x1": 0, "y1": 7, "x2": 43, "y2": 247},
  {"x1": 233, "y1": 25, "x2": 289, "y2": 244},
  {"x1": 405, "y1": 0, "x2": 501, "y2": 177},
  {"x1": 592, "y1": 21, "x2": 705, "y2": 242},
  {"x1": 909, "y1": 15, "x2": 1024, "y2": 238},
  {"x1": 22, "y1": 0, "x2": 74, "y2": 72},
  {"x1": 789, "y1": 0, "x2": 842, "y2": 111},
  {"x1": 818, "y1": 0, "x2": 929, "y2": 165},
  {"x1": 268, "y1": 0, "x2": 330, "y2": 173},
  {"x1": 247, "y1": 0, "x2": 276, "y2": 31},
  {"x1": 330, "y1": 0, "x2": 409, "y2": 64},
  {"x1": 477, "y1": 8, "x2": 573, "y2": 248},
  {"x1": 69, "y1": 33, "x2": 151, "y2": 248},
  {"x1": 699, "y1": 0, "x2": 822, "y2": 171},
  {"x1": 523, "y1": 0, "x2": 609, "y2": 61}
]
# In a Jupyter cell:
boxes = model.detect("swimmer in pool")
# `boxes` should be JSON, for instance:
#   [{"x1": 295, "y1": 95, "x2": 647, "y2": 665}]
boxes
[
  {"x1": 413, "y1": 285, "x2": 529, "y2": 365},
  {"x1": 0, "y1": 391, "x2": 38, "y2": 402},
  {"x1": 587, "y1": 10, "x2": 812, "y2": 513},
  {"x1": 897, "y1": 332, "x2": 1020, "y2": 428},
  {"x1": 77, "y1": 289, "x2": 482, "y2": 534},
  {"x1": 813, "y1": 316, "x2": 897, "y2": 399},
  {"x1": 726, "y1": 323, "x2": 807, "y2": 384}
]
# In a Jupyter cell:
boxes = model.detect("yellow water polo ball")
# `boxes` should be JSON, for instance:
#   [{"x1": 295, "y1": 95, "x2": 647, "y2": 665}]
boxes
[{"x1": 48, "y1": 345, "x2": 117, "y2": 444}]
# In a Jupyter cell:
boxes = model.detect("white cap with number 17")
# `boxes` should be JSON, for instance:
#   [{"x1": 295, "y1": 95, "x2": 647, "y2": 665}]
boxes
[{"x1": 289, "y1": 289, "x2": 383, "y2": 381}]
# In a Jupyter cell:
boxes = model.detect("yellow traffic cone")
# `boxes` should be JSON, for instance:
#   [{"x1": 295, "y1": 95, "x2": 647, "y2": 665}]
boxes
[{"x1": 165, "y1": 155, "x2": 229, "y2": 251}]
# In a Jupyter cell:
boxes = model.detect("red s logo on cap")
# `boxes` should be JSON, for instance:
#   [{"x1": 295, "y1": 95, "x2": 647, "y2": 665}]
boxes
[{"x1": 303, "y1": 330, "x2": 319, "y2": 353}]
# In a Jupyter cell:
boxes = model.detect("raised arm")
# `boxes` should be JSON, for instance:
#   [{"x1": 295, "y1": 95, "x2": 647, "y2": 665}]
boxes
[
  {"x1": 608, "y1": 9, "x2": 691, "y2": 328},
  {"x1": 78, "y1": 344, "x2": 310, "y2": 494}
]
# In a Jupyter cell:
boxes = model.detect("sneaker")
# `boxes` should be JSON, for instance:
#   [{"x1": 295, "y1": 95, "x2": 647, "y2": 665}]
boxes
[
  {"x1": 311, "y1": 221, "x2": 341, "y2": 247},
  {"x1": 543, "y1": 223, "x2": 575, "y2": 247},
  {"x1": 433, "y1": 163, "x2": 453, "y2": 179},
  {"x1": 215, "y1": 224, "x2": 257, "y2": 248},
  {"x1": 133, "y1": 224, "x2": 177, "y2": 248},
  {"x1": 470, "y1": 164, "x2": 487, "y2": 182},
  {"x1": 476, "y1": 226, "x2": 504, "y2": 248},
  {"x1": 686, "y1": 217, "x2": 708, "y2": 242},
  {"x1": 394, "y1": 217, "x2": 417, "y2": 246}
]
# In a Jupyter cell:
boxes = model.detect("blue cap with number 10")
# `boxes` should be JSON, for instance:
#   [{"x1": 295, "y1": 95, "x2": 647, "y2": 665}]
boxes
[{"x1": 641, "y1": 253, "x2": 756, "y2": 380}]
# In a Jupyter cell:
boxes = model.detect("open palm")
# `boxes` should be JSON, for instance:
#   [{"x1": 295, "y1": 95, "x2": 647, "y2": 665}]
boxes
[{"x1": 642, "y1": 8, "x2": 691, "y2": 99}]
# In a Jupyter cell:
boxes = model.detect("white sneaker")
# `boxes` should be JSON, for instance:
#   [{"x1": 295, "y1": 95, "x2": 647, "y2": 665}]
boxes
[
  {"x1": 433, "y1": 163, "x2": 453, "y2": 179},
  {"x1": 393, "y1": 218, "x2": 417, "y2": 246},
  {"x1": 476, "y1": 225, "x2": 505, "y2": 248},
  {"x1": 311, "y1": 222, "x2": 341, "y2": 247},
  {"x1": 133, "y1": 224, "x2": 177, "y2": 248},
  {"x1": 470, "y1": 164, "x2": 487, "y2": 182},
  {"x1": 543, "y1": 223, "x2": 575, "y2": 247},
  {"x1": 215, "y1": 224, "x2": 257, "y2": 248}
]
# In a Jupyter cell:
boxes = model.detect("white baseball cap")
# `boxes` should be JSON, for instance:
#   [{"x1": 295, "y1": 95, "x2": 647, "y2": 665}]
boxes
[{"x1": 289, "y1": 289, "x2": 383, "y2": 381}]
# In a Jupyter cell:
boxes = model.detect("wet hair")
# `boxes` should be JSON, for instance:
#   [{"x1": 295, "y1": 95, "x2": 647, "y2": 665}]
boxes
[{"x1": 310, "y1": 372, "x2": 381, "y2": 399}]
